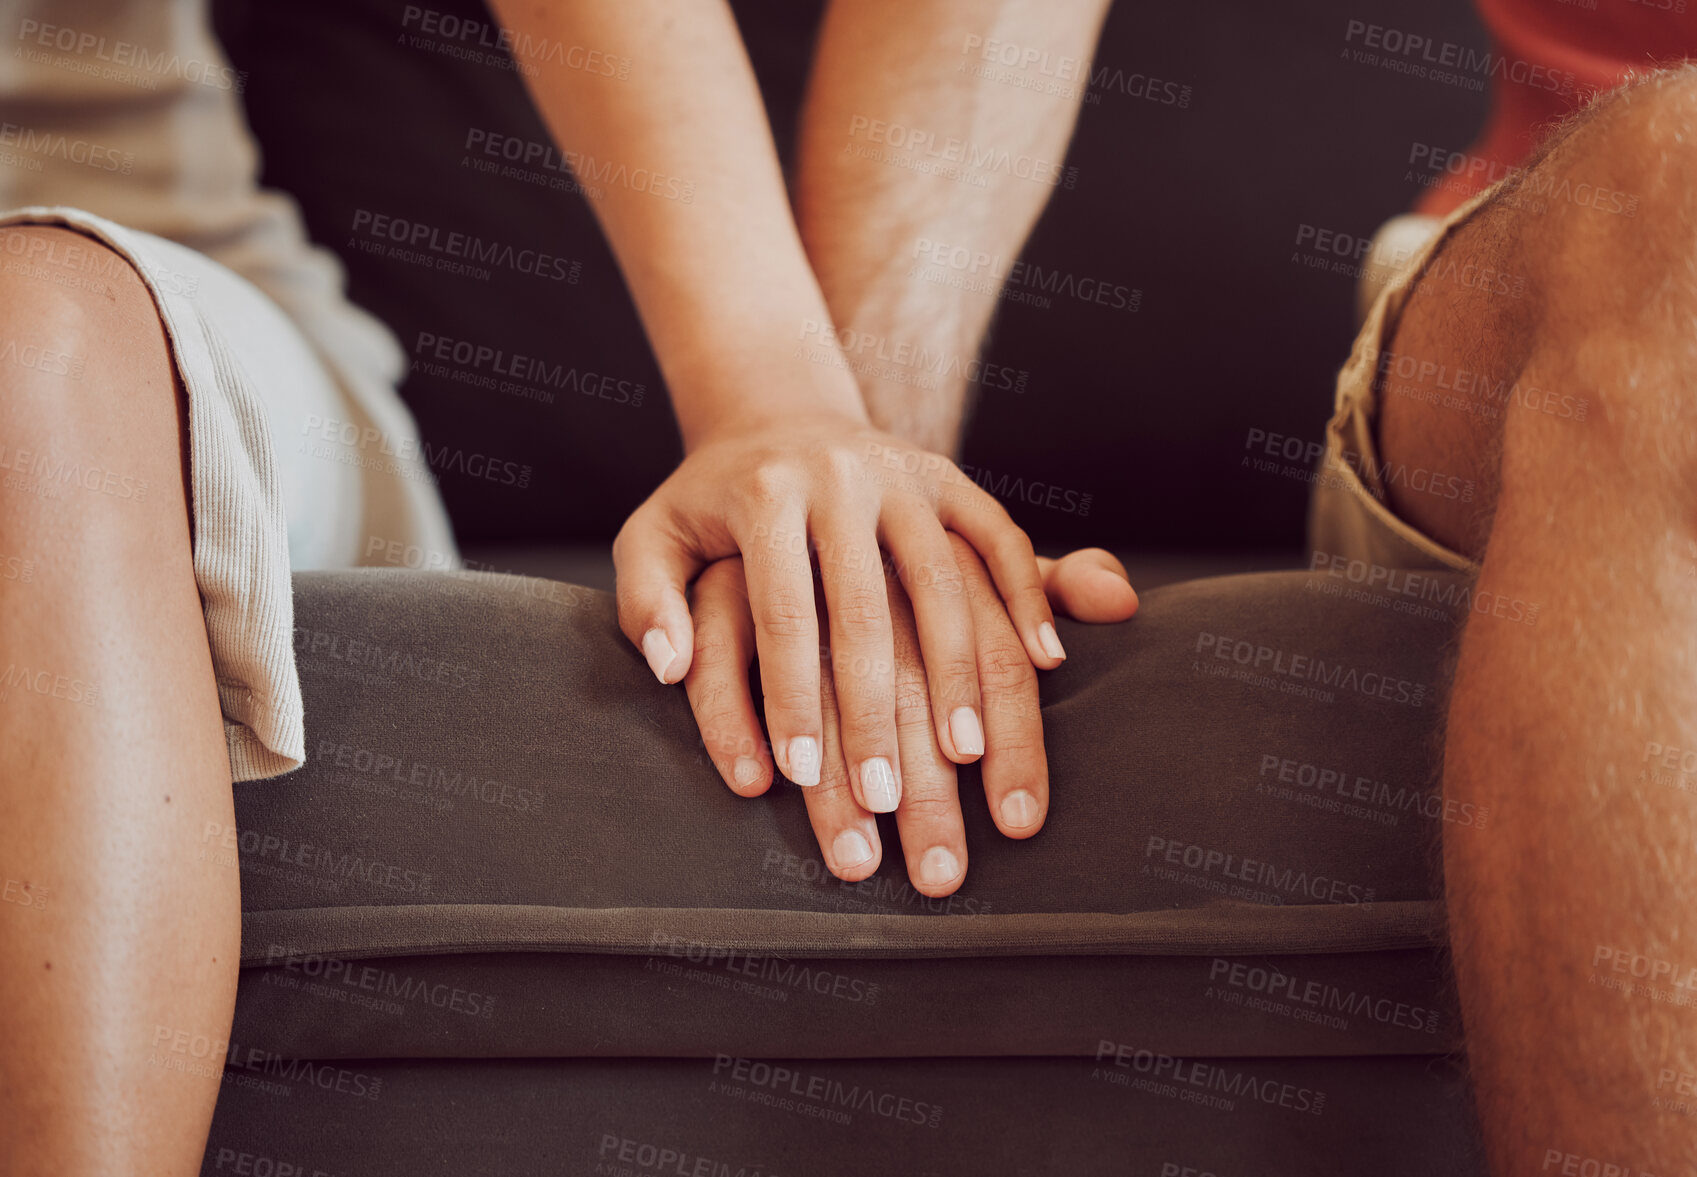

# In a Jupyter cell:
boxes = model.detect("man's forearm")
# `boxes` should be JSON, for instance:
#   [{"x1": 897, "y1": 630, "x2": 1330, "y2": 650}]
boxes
[
  {"x1": 491, "y1": 0, "x2": 866, "y2": 449},
  {"x1": 797, "y1": 0, "x2": 1111, "y2": 454}
]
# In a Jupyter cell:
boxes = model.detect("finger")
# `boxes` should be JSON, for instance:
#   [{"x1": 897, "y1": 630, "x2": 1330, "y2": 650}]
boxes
[
  {"x1": 736, "y1": 500, "x2": 823, "y2": 787},
  {"x1": 803, "y1": 653, "x2": 883, "y2": 882},
  {"x1": 952, "y1": 535, "x2": 1047, "y2": 839},
  {"x1": 886, "y1": 579, "x2": 968, "y2": 896},
  {"x1": 936, "y1": 481, "x2": 1062, "y2": 670},
  {"x1": 1039, "y1": 548, "x2": 1140, "y2": 622},
  {"x1": 613, "y1": 501, "x2": 701, "y2": 685},
  {"x1": 683, "y1": 560, "x2": 773, "y2": 797},
  {"x1": 879, "y1": 504, "x2": 984, "y2": 766},
  {"x1": 814, "y1": 512, "x2": 901, "y2": 814}
]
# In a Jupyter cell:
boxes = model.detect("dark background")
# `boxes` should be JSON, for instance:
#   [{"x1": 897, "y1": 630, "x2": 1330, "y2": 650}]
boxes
[{"x1": 214, "y1": 0, "x2": 1488, "y2": 559}]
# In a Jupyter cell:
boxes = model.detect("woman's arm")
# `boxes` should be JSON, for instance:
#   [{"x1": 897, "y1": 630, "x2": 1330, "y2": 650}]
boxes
[{"x1": 491, "y1": 0, "x2": 1057, "y2": 803}]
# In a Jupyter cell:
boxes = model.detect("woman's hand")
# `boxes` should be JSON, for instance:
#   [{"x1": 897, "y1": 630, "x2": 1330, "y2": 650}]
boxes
[
  {"x1": 681, "y1": 541, "x2": 1137, "y2": 895},
  {"x1": 615, "y1": 415, "x2": 1067, "y2": 798}
]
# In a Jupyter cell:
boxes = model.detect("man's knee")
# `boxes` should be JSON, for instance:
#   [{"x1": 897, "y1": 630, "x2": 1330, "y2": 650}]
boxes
[{"x1": 1467, "y1": 68, "x2": 1697, "y2": 486}]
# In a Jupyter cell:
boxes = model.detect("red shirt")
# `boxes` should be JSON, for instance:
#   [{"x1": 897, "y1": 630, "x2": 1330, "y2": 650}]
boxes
[{"x1": 1419, "y1": 0, "x2": 1697, "y2": 214}]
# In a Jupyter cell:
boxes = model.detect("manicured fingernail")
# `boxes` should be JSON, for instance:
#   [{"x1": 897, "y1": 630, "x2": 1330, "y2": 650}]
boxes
[
  {"x1": 1038, "y1": 621, "x2": 1066, "y2": 661},
  {"x1": 833, "y1": 829, "x2": 874, "y2": 870},
  {"x1": 949, "y1": 707, "x2": 984, "y2": 757},
  {"x1": 732, "y1": 757, "x2": 764, "y2": 788},
  {"x1": 919, "y1": 846, "x2": 961, "y2": 887},
  {"x1": 999, "y1": 789, "x2": 1041, "y2": 830},
  {"x1": 641, "y1": 628, "x2": 677, "y2": 683},
  {"x1": 859, "y1": 757, "x2": 900, "y2": 813},
  {"x1": 786, "y1": 736, "x2": 821, "y2": 787}
]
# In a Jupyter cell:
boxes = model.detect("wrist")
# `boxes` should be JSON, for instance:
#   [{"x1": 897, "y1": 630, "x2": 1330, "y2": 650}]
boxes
[{"x1": 662, "y1": 306, "x2": 872, "y2": 452}]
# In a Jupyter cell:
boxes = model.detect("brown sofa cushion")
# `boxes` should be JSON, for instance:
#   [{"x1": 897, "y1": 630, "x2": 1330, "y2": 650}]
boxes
[{"x1": 230, "y1": 567, "x2": 1467, "y2": 1065}]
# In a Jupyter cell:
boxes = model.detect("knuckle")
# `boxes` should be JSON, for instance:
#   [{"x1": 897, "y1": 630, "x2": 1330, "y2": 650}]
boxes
[
  {"x1": 1010, "y1": 582, "x2": 1051, "y2": 617},
  {"x1": 745, "y1": 458, "x2": 797, "y2": 506},
  {"x1": 893, "y1": 677, "x2": 933, "y2": 719},
  {"x1": 689, "y1": 626, "x2": 744, "y2": 670},
  {"x1": 831, "y1": 583, "x2": 890, "y2": 637},
  {"x1": 820, "y1": 444, "x2": 866, "y2": 490},
  {"x1": 763, "y1": 681, "x2": 821, "y2": 721},
  {"x1": 978, "y1": 641, "x2": 1037, "y2": 691},
  {"x1": 757, "y1": 589, "x2": 814, "y2": 641},
  {"x1": 898, "y1": 794, "x2": 959, "y2": 823}
]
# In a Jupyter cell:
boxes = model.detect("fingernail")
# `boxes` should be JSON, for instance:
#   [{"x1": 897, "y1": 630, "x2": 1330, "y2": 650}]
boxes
[
  {"x1": 999, "y1": 789, "x2": 1041, "y2": 830},
  {"x1": 1038, "y1": 621, "x2": 1066, "y2": 661},
  {"x1": 919, "y1": 846, "x2": 961, "y2": 887},
  {"x1": 786, "y1": 736, "x2": 821, "y2": 787},
  {"x1": 641, "y1": 628, "x2": 677, "y2": 683},
  {"x1": 859, "y1": 757, "x2": 900, "y2": 813},
  {"x1": 949, "y1": 707, "x2": 984, "y2": 757},
  {"x1": 732, "y1": 757, "x2": 764, "y2": 788},
  {"x1": 833, "y1": 829, "x2": 874, "y2": 871}
]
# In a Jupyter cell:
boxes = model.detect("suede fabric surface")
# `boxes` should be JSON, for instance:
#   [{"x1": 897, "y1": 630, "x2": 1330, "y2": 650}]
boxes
[
  {"x1": 202, "y1": 1055, "x2": 1485, "y2": 1176},
  {"x1": 227, "y1": 569, "x2": 1471, "y2": 1065},
  {"x1": 210, "y1": 568, "x2": 1490, "y2": 1173}
]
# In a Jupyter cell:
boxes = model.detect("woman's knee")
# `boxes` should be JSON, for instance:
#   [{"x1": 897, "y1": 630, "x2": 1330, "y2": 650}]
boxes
[{"x1": 0, "y1": 225, "x2": 187, "y2": 526}]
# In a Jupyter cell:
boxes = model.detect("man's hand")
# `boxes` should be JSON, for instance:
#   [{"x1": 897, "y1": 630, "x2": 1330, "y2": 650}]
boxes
[
  {"x1": 682, "y1": 539, "x2": 1135, "y2": 895},
  {"x1": 615, "y1": 416, "x2": 1065, "y2": 799}
]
